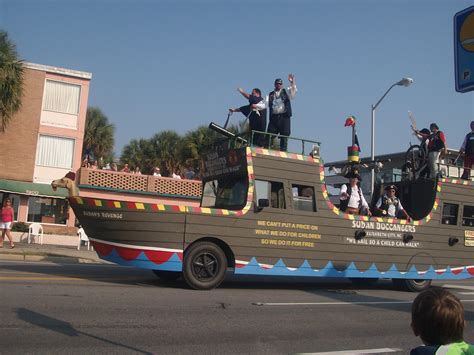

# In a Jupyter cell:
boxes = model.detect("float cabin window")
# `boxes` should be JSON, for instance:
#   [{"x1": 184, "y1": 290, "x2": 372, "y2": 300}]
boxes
[
  {"x1": 442, "y1": 203, "x2": 459, "y2": 226},
  {"x1": 201, "y1": 176, "x2": 248, "y2": 210},
  {"x1": 462, "y1": 205, "x2": 474, "y2": 227},
  {"x1": 292, "y1": 185, "x2": 316, "y2": 212},
  {"x1": 255, "y1": 180, "x2": 286, "y2": 209}
]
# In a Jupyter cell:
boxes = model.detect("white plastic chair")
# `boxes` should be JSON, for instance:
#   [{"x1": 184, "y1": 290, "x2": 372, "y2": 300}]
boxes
[
  {"x1": 28, "y1": 223, "x2": 44, "y2": 244},
  {"x1": 77, "y1": 227, "x2": 91, "y2": 250}
]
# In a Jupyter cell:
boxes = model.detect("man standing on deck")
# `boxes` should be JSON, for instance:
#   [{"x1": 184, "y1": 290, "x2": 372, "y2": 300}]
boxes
[
  {"x1": 229, "y1": 88, "x2": 266, "y2": 147},
  {"x1": 460, "y1": 121, "x2": 474, "y2": 180},
  {"x1": 339, "y1": 171, "x2": 371, "y2": 216},
  {"x1": 266, "y1": 74, "x2": 297, "y2": 151}
]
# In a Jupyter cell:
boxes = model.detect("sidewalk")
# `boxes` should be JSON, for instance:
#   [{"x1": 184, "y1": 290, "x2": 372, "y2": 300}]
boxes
[{"x1": 0, "y1": 242, "x2": 106, "y2": 264}]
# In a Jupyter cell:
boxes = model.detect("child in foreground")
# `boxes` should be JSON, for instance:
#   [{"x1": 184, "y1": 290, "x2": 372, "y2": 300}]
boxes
[{"x1": 411, "y1": 288, "x2": 474, "y2": 354}]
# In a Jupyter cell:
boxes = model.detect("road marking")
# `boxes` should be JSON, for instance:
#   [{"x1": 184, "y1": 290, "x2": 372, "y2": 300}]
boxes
[
  {"x1": 442, "y1": 284, "x2": 474, "y2": 291},
  {"x1": 254, "y1": 301, "x2": 412, "y2": 306},
  {"x1": 0, "y1": 276, "x2": 88, "y2": 281},
  {"x1": 254, "y1": 299, "x2": 474, "y2": 307},
  {"x1": 0, "y1": 276, "x2": 140, "y2": 281},
  {"x1": 298, "y1": 348, "x2": 403, "y2": 354}
]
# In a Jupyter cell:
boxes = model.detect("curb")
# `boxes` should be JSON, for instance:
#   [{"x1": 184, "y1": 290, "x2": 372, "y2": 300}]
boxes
[{"x1": 0, "y1": 253, "x2": 105, "y2": 264}]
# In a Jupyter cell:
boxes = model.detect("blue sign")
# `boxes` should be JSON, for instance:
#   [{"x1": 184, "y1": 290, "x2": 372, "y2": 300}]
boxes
[{"x1": 454, "y1": 6, "x2": 474, "y2": 93}]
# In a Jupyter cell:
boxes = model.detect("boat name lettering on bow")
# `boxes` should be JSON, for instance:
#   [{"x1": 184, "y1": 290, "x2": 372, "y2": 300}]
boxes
[{"x1": 83, "y1": 211, "x2": 123, "y2": 219}]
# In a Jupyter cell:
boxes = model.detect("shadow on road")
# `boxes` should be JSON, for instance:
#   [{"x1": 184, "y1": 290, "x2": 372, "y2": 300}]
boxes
[
  {"x1": 16, "y1": 308, "x2": 153, "y2": 354},
  {"x1": 4, "y1": 263, "x2": 474, "y2": 322}
]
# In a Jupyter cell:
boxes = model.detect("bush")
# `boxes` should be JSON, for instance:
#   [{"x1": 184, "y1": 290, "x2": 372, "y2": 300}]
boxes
[{"x1": 12, "y1": 222, "x2": 29, "y2": 232}]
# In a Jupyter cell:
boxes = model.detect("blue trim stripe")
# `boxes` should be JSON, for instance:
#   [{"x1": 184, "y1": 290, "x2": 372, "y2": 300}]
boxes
[{"x1": 100, "y1": 251, "x2": 473, "y2": 280}]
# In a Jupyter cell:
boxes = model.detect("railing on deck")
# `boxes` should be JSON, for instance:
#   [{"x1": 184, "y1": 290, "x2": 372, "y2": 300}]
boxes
[
  {"x1": 78, "y1": 168, "x2": 202, "y2": 198},
  {"x1": 250, "y1": 130, "x2": 321, "y2": 156}
]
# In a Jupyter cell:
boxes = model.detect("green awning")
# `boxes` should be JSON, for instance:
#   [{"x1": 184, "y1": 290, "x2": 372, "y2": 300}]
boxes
[{"x1": 0, "y1": 179, "x2": 68, "y2": 198}]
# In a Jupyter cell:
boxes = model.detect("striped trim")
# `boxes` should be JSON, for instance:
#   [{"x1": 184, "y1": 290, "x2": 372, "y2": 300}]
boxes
[
  {"x1": 72, "y1": 147, "x2": 255, "y2": 217},
  {"x1": 319, "y1": 164, "x2": 441, "y2": 225},
  {"x1": 251, "y1": 147, "x2": 320, "y2": 163},
  {"x1": 441, "y1": 177, "x2": 474, "y2": 186}
]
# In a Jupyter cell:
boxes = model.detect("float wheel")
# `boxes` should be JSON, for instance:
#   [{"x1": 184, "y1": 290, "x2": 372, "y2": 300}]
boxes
[
  {"x1": 393, "y1": 279, "x2": 431, "y2": 292},
  {"x1": 183, "y1": 242, "x2": 227, "y2": 290}
]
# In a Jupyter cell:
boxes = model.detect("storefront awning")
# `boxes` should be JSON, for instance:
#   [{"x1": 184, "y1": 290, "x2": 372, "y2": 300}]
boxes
[{"x1": 0, "y1": 179, "x2": 68, "y2": 199}]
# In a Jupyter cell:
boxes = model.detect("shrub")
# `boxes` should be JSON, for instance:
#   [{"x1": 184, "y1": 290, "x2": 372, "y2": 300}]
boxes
[{"x1": 12, "y1": 222, "x2": 29, "y2": 232}]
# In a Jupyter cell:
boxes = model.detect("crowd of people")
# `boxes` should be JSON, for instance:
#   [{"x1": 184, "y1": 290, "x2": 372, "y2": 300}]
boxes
[{"x1": 81, "y1": 158, "x2": 199, "y2": 180}]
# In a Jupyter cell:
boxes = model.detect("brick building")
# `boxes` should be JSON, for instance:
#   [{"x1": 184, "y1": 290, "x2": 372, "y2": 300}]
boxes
[
  {"x1": 0, "y1": 62, "x2": 203, "y2": 238},
  {"x1": 0, "y1": 62, "x2": 91, "y2": 233}
]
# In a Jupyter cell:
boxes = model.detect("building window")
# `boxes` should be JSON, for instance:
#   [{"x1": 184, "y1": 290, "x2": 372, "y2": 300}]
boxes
[
  {"x1": 27, "y1": 197, "x2": 68, "y2": 225},
  {"x1": 0, "y1": 193, "x2": 20, "y2": 221},
  {"x1": 442, "y1": 203, "x2": 459, "y2": 225},
  {"x1": 36, "y1": 135, "x2": 74, "y2": 169},
  {"x1": 255, "y1": 180, "x2": 286, "y2": 209},
  {"x1": 43, "y1": 80, "x2": 81, "y2": 115},
  {"x1": 462, "y1": 205, "x2": 474, "y2": 227},
  {"x1": 292, "y1": 184, "x2": 316, "y2": 212}
]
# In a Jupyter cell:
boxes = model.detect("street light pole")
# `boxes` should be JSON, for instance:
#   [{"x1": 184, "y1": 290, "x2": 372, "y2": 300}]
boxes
[{"x1": 370, "y1": 78, "x2": 414, "y2": 197}]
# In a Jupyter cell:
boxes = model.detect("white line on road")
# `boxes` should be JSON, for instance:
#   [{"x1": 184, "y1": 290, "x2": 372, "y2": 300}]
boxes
[
  {"x1": 254, "y1": 300, "x2": 474, "y2": 306},
  {"x1": 297, "y1": 348, "x2": 403, "y2": 354},
  {"x1": 442, "y1": 284, "x2": 474, "y2": 291},
  {"x1": 254, "y1": 301, "x2": 412, "y2": 306}
]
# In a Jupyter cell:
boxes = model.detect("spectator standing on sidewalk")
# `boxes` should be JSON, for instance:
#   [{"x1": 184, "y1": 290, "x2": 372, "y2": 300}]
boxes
[{"x1": 0, "y1": 198, "x2": 15, "y2": 248}]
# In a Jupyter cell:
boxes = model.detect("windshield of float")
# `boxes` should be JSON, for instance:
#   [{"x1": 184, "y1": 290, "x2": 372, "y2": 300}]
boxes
[{"x1": 201, "y1": 175, "x2": 248, "y2": 210}]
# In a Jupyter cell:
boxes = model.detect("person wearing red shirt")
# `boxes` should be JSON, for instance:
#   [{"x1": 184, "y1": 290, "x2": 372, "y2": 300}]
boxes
[
  {"x1": 417, "y1": 123, "x2": 447, "y2": 179},
  {"x1": 0, "y1": 198, "x2": 15, "y2": 248}
]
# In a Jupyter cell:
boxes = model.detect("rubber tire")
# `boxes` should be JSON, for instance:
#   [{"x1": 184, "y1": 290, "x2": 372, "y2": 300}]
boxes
[
  {"x1": 152, "y1": 270, "x2": 181, "y2": 282},
  {"x1": 183, "y1": 242, "x2": 227, "y2": 290},
  {"x1": 393, "y1": 279, "x2": 431, "y2": 292}
]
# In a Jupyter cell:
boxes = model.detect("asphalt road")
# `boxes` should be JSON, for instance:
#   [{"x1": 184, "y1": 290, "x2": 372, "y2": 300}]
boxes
[{"x1": 2, "y1": 261, "x2": 474, "y2": 355}]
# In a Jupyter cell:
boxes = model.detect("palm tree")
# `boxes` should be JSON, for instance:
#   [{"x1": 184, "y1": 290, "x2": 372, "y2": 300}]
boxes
[
  {"x1": 150, "y1": 130, "x2": 182, "y2": 176},
  {"x1": 83, "y1": 107, "x2": 115, "y2": 164},
  {"x1": 179, "y1": 125, "x2": 224, "y2": 167},
  {"x1": 120, "y1": 138, "x2": 153, "y2": 173},
  {"x1": 0, "y1": 30, "x2": 24, "y2": 132}
]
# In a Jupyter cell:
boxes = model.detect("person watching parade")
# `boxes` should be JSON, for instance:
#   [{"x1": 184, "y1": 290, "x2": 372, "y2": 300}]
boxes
[
  {"x1": 410, "y1": 288, "x2": 474, "y2": 354},
  {"x1": 459, "y1": 120, "x2": 474, "y2": 180},
  {"x1": 266, "y1": 74, "x2": 297, "y2": 152},
  {"x1": 339, "y1": 171, "x2": 371, "y2": 216},
  {"x1": 375, "y1": 185, "x2": 411, "y2": 221}
]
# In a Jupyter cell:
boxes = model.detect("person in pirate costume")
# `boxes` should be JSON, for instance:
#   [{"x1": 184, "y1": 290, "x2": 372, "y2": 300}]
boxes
[
  {"x1": 229, "y1": 87, "x2": 266, "y2": 147},
  {"x1": 339, "y1": 170, "x2": 371, "y2": 216},
  {"x1": 459, "y1": 121, "x2": 474, "y2": 180},
  {"x1": 375, "y1": 185, "x2": 411, "y2": 220},
  {"x1": 417, "y1": 123, "x2": 447, "y2": 178},
  {"x1": 266, "y1": 74, "x2": 297, "y2": 151}
]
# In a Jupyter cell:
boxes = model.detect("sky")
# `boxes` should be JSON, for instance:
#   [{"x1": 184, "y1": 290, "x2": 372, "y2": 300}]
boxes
[{"x1": 2, "y1": 0, "x2": 474, "y2": 163}]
